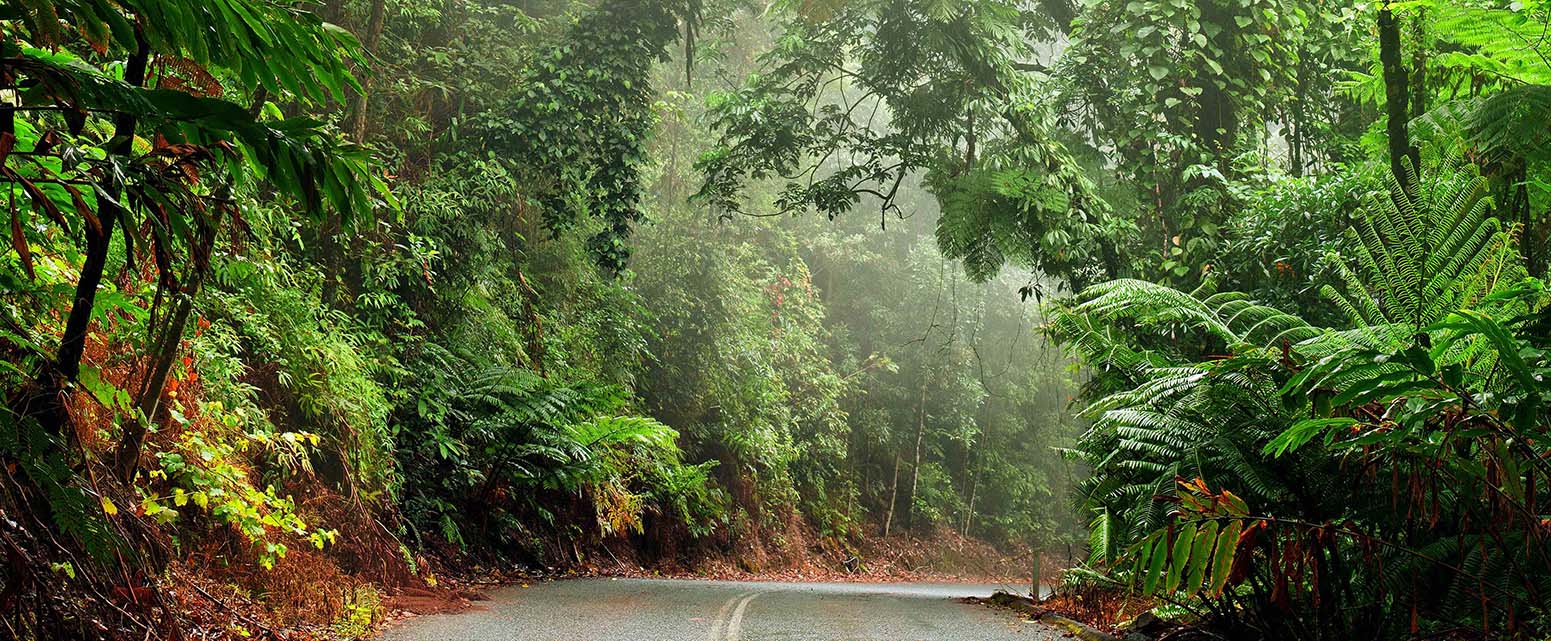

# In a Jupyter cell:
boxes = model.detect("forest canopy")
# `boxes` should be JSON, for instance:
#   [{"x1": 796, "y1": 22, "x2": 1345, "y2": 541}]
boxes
[{"x1": 1, "y1": 0, "x2": 1549, "y2": 640}]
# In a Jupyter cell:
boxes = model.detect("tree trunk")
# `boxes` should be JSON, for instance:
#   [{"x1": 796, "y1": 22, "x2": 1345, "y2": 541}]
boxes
[
  {"x1": 117, "y1": 292, "x2": 197, "y2": 482},
  {"x1": 962, "y1": 399, "x2": 988, "y2": 538},
  {"x1": 961, "y1": 469, "x2": 977, "y2": 538},
  {"x1": 516, "y1": 269, "x2": 547, "y2": 377},
  {"x1": 31, "y1": 33, "x2": 149, "y2": 435},
  {"x1": 965, "y1": 110, "x2": 977, "y2": 170},
  {"x1": 1290, "y1": 63, "x2": 1306, "y2": 177},
  {"x1": 1030, "y1": 547, "x2": 1043, "y2": 597},
  {"x1": 904, "y1": 381, "x2": 926, "y2": 532},
  {"x1": 348, "y1": 0, "x2": 388, "y2": 143},
  {"x1": 1520, "y1": 176, "x2": 1547, "y2": 278},
  {"x1": 319, "y1": 0, "x2": 387, "y2": 308},
  {"x1": 1379, "y1": 4, "x2": 1419, "y2": 182},
  {"x1": 116, "y1": 195, "x2": 228, "y2": 481},
  {"x1": 117, "y1": 242, "x2": 216, "y2": 481},
  {"x1": 883, "y1": 454, "x2": 901, "y2": 537},
  {"x1": 1193, "y1": 4, "x2": 1240, "y2": 164}
]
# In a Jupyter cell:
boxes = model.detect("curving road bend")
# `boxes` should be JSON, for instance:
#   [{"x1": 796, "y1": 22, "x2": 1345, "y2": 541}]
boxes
[{"x1": 381, "y1": 577, "x2": 1060, "y2": 641}]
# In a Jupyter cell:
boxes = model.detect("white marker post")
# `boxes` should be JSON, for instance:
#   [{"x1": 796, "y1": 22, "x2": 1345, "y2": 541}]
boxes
[{"x1": 1030, "y1": 545, "x2": 1042, "y2": 599}]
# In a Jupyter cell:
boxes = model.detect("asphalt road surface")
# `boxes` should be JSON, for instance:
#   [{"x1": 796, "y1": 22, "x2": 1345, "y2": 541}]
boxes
[{"x1": 381, "y1": 578, "x2": 1061, "y2": 641}]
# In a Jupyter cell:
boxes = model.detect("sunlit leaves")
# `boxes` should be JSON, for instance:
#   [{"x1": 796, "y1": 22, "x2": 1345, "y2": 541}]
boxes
[
  {"x1": 1262, "y1": 417, "x2": 1355, "y2": 457},
  {"x1": 1, "y1": 4, "x2": 390, "y2": 282},
  {"x1": 11, "y1": 0, "x2": 364, "y2": 103},
  {"x1": 1127, "y1": 480, "x2": 1255, "y2": 599}
]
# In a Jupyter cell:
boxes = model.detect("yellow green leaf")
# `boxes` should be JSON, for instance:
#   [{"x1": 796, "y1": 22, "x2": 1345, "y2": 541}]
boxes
[
  {"x1": 1183, "y1": 521, "x2": 1218, "y2": 596},
  {"x1": 1142, "y1": 534, "x2": 1168, "y2": 596},
  {"x1": 1165, "y1": 523, "x2": 1196, "y2": 594},
  {"x1": 1211, "y1": 520, "x2": 1243, "y2": 595}
]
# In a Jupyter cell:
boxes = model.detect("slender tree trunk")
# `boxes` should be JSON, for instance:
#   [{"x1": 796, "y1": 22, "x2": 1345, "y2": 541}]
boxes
[
  {"x1": 963, "y1": 400, "x2": 988, "y2": 538},
  {"x1": 1379, "y1": 3, "x2": 1419, "y2": 182},
  {"x1": 117, "y1": 194, "x2": 230, "y2": 480},
  {"x1": 1030, "y1": 546, "x2": 1043, "y2": 597},
  {"x1": 31, "y1": 33, "x2": 149, "y2": 435},
  {"x1": 516, "y1": 269, "x2": 547, "y2": 377},
  {"x1": 117, "y1": 290, "x2": 198, "y2": 481},
  {"x1": 1520, "y1": 176, "x2": 1546, "y2": 278},
  {"x1": 117, "y1": 232, "x2": 219, "y2": 480},
  {"x1": 965, "y1": 110, "x2": 976, "y2": 170},
  {"x1": 905, "y1": 381, "x2": 926, "y2": 532},
  {"x1": 665, "y1": 130, "x2": 680, "y2": 204},
  {"x1": 319, "y1": 0, "x2": 387, "y2": 309},
  {"x1": 962, "y1": 469, "x2": 977, "y2": 538},
  {"x1": 1193, "y1": 4, "x2": 1239, "y2": 164},
  {"x1": 1291, "y1": 63, "x2": 1306, "y2": 177},
  {"x1": 323, "y1": 0, "x2": 345, "y2": 23},
  {"x1": 883, "y1": 454, "x2": 901, "y2": 537},
  {"x1": 348, "y1": 0, "x2": 388, "y2": 143}
]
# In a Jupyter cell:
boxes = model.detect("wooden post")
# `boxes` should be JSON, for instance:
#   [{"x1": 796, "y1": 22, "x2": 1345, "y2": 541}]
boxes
[{"x1": 1030, "y1": 545, "x2": 1043, "y2": 599}]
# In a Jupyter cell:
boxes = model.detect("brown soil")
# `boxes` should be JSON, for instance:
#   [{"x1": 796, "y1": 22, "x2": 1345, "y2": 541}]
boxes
[
  {"x1": 1038, "y1": 586, "x2": 1155, "y2": 633},
  {"x1": 584, "y1": 526, "x2": 1038, "y2": 584},
  {"x1": 967, "y1": 584, "x2": 1156, "y2": 636},
  {"x1": 380, "y1": 586, "x2": 489, "y2": 615}
]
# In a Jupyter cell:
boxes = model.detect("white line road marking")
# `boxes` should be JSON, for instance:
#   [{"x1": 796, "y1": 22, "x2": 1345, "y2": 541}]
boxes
[
  {"x1": 724, "y1": 591, "x2": 760, "y2": 641},
  {"x1": 707, "y1": 591, "x2": 750, "y2": 641}
]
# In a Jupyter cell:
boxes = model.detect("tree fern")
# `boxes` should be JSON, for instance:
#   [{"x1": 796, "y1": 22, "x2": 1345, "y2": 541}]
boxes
[
  {"x1": 1430, "y1": 0, "x2": 1551, "y2": 86},
  {"x1": 1054, "y1": 148, "x2": 1551, "y2": 635},
  {"x1": 399, "y1": 344, "x2": 725, "y2": 551},
  {"x1": 1433, "y1": 86, "x2": 1551, "y2": 164},
  {"x1": 1324, "y1": 154, "x2": 1516, "y2": 328}
]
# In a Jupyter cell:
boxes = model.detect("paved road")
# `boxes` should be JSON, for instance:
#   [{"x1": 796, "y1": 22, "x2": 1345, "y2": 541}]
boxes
[{"x1": 382, "y1": 578, "x2": 1060, "y2": 641}]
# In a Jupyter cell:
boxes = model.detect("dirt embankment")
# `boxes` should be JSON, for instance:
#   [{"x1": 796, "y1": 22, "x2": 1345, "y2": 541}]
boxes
[
  {"x1": 77, "y1": 486, "x2": 1050, "y2": 641},
  {"x1": 569, "y1": 524, "x2": 1047, "y2": 585}
]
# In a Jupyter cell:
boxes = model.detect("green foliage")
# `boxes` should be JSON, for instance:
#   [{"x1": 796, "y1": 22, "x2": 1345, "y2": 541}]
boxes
[
  {"x1": 199, "y1": 209, "x2": 400, "y2": 491},
  {"x1": 696, "y1": 0, "x2": 1116, "y2": 287},
  {"x1": 398, "y1": 345, "x2": 724, "y2": 550},
  {"x1": 151, "y1": 425, "x2": 333, "y2": 570},
  {"x1": 1057, "y1": 153, "x2": 1551, "y2": 638},
  {"x1": 1213, "y1": 167, "x2": 1375, "y2": 323},
  {"x1": 1, "y1": 0, "x2": 387, "y2": 587},
  {"x1": 26, "y1": 2, "x2": 1551, "y2": 639},
  {"x1": 633, "y1": 218, "x2": 849, "y2": 531},
  {"x1": 487, "y1": 0, "x2": 702, "y2": 273},
  {"x1": 0, "y1": 15, "x2": 386, "y2": 280},
  {"x1": 1427, "y1": 0, "x2": 1551, "y2": 86},
  {"x1": 331, "y1": 584, "x2": 383, "y2": 639},
  {"x1": 0, "y1": 411, "x2": 121, "y2": 561},
  {"x1": 7, "y1": 0, "x2": 365, "y2": 103},
  {"x1": 1323, "y1": 154, "x2": 1518, "y2": 327}
]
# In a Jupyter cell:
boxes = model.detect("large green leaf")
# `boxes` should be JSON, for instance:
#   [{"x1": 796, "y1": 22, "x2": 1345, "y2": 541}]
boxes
[
  {"x1": 1210, "y1": 520, "x2": 1242, "y2": 596},
  {"x1": 1141, "y1": 534, "x2": 1168, "y2": 596},
  {"x1": 1164, "y1": 522, "x2": 1197, "y2": 594},
  {"x1": 1182, "y1": 520, "x2": 1219, "y2": 597}
]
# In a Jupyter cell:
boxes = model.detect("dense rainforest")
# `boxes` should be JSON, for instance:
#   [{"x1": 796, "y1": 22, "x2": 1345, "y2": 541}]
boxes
[{"x1": 0, "y1": 0, "x2": 1549, "y2": 639}]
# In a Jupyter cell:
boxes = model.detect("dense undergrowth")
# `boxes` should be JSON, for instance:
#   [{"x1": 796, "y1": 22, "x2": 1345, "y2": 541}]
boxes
[
  {"x1": 692, "y1": 0, "x2": 1551, "y2": 639},
  {"x1": 3, "y1": 0, "x2": 1550, "y2": 639},
  {"x1": 0, "y1": 1, "x2": 1076, "y2": 639}
]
